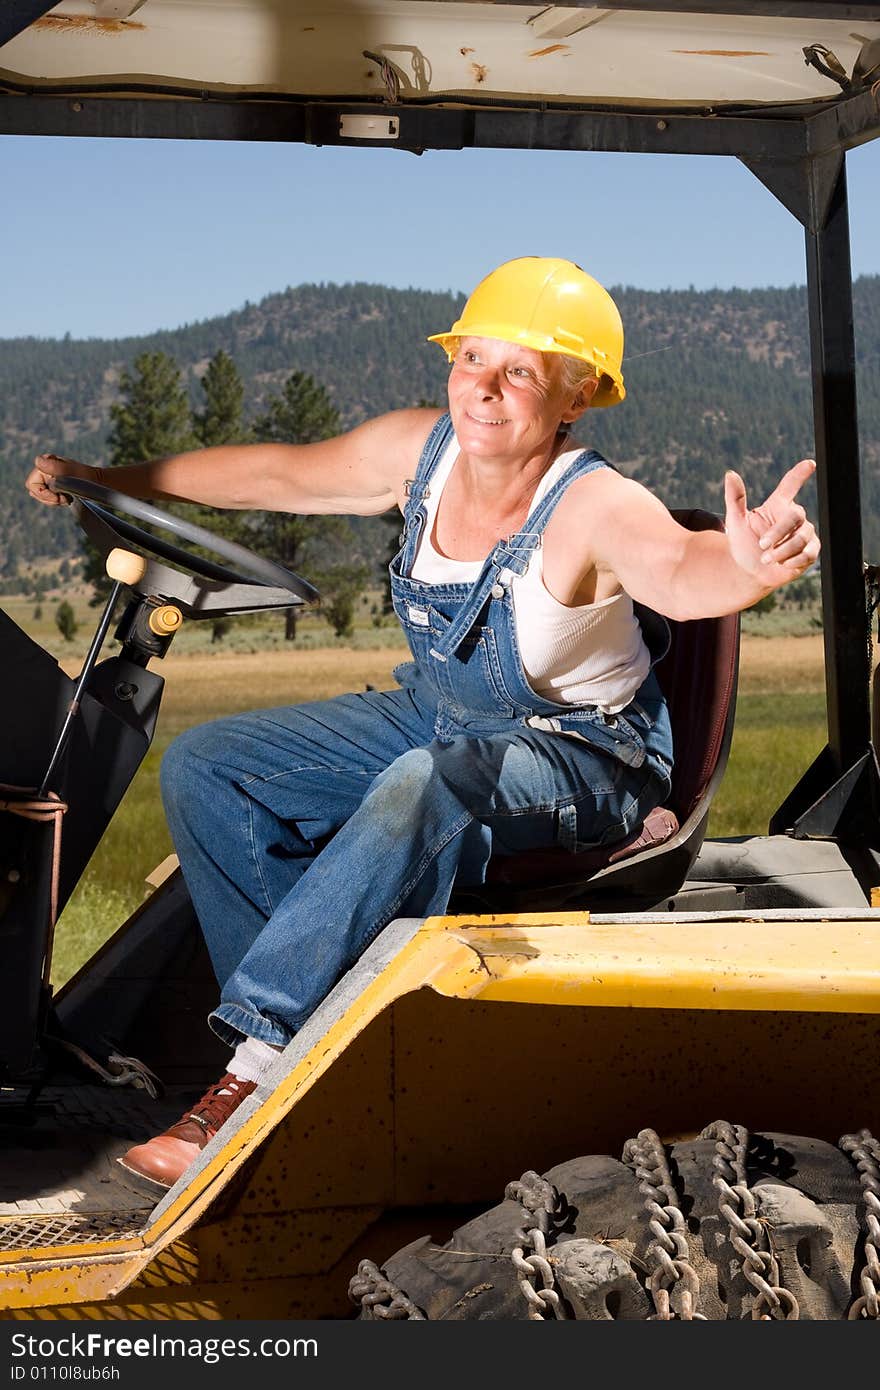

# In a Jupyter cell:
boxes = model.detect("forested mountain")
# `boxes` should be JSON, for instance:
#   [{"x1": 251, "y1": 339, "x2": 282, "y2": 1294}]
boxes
[{"x1": 2, "y1": 276, "x2": 879, "y2": 578}]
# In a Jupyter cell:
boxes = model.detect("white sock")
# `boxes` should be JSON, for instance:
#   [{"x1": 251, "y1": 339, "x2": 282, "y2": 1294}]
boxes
[{"x1": 227, "y1": 1036, "x2": 285, "y2": 1086}]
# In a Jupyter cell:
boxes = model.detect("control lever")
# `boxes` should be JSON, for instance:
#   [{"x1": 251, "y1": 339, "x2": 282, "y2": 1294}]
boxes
[{"x1": 37, "y1": 548, "x2": 147, "y2": 798}]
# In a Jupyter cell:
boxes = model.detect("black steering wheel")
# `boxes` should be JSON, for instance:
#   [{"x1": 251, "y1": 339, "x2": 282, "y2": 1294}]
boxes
[{"x1": 50, "y1": 475, "x2": 320, "y2": 603}]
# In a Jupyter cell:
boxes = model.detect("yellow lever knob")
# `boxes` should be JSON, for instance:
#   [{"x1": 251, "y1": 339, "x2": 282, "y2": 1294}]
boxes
[
  {"x1": 148, "y1": 605, "x2": 183, "y2": 636},
  {"x1": 105, "y1": 547, "x2": 147, "y2": 586}
]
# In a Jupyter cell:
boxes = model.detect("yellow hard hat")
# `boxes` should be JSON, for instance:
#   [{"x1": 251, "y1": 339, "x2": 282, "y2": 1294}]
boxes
[{"x1": 428, "y1": 256, "x2": 625, "y2": 408}]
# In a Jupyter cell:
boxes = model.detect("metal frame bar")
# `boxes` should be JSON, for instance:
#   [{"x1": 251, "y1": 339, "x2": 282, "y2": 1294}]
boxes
[
  {"x1": 0, "y1": 2, "x2": 58, "y2": 50},
  {"x1": 807, "y1": 88, "x2": 880, "y2": 155},
  {"x1": 1, "y1": 87, "x2": 876, "y2": 155},
  {"x1": 752, "y1": 147, "x2": 877, "y2": 832},
  {"x1": 804, "y1": 158, "x2": 870, "y2": 775},
  {"x1": 0, "y1": 94, "x2": 814, "y2": 155},
  {"x1": 430, "y1": 1, "x2": 880, "y2": 16}
]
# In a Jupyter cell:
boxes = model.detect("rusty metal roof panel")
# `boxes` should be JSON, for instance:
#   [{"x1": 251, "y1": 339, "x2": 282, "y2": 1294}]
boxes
[{"x1": 2, "y1": 2, "x2": 880, "y2": 111}]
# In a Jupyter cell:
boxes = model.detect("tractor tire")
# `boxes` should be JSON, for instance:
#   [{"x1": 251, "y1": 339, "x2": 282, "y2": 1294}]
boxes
[{"x1": 348, "y1": 1124, "x2": 880, "y2": 1320}]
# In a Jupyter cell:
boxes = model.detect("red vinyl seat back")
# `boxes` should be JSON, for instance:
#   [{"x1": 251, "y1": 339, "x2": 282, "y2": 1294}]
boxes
[{"x1": 654, "y1": 509, "x2": 740, "y2": 827}]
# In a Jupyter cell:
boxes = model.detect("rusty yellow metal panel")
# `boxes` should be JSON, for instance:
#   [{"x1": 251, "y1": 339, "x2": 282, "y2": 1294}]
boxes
[
  {"x1": 4, "y1": 911, "x2": 880, "y2": 1318},
  {"x1": 0, "y1": 1232, "x2": 145, "y2": 1269},
  {"x1": 0, "y1": 1255, "x2": 145, "y2": 1312},
  {"x1": 2, "y1": 1293, "x2": 222, "y2": 1321},
  {"x1": 234, "y1": 1011, "x2": 395, "y2": 1214},
  {"x1": 1, "y1": 1243, "x2": 199, "y2": 1320},
  {"x1": 191, "y1": 1207, "x2": 384, "y2": 1283},
  {"x1": 2, "y1": 1214, "x2": 447, "y2": 1320},
  {"x1": 391, "y1": 993, "x2": 880, "y2": 1206},
  {"x1": 426, "y1": 915, "x2": 880, "y2": 1013},
  {"x1": 4, "y1": 1276, "x2": 340, "y2": 1321},
  {"x1": 129, "y1": 1241, "x2": 200, "y2": 1289},
  {"x1": 103, "y1": 914, "x2": 880, "y2": 1268},
  {"x1": 144, "y1": 928, "x2": 446, "y2": 1246}
]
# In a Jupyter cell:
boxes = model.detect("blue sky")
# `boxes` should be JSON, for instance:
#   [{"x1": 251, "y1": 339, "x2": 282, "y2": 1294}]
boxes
[{"x1": 3, "y1": 133, "x2": 880, "y2": 340}]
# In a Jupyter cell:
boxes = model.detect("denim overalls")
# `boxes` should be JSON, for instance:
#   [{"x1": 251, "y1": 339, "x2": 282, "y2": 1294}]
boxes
[
  {"x1": 161, "y1": 414, "x2": 674, "y2": 1047},
  {"x1": 390, "y1": 411, "x2": 673, "y2": 769}
]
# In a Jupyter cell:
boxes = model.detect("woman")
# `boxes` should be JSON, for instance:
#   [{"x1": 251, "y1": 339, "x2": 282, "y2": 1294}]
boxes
[{"x1": 27, "y1": 257, "x2": 819, "y2": 1190}]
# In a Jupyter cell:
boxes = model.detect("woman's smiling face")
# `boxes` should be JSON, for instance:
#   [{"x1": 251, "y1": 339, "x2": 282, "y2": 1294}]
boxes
[{"x1": 446, "y1": 336, "x2": 593, "y2": 463}]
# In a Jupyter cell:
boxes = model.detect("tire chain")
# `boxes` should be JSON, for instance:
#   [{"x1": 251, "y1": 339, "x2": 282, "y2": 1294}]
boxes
[
  {"x1": 348, "y1": 1259, "x2": 426, "y2": 1319},
  {"x1": 504, "y1": 1169, "x2": 570, "y2": 1319},
  {"x1": 701, "y1": 1120, "x2": 799, "y2": 1320},
  {"x1": 839, "y1": 1128, "x2": 880, "y2": 1319},
  {"x1": 349, "y1": 1122, "x2": 879, "y2": 1322},
  {"x1": 622, "y1": 1127, "x2": 707, "y2": 1319}
]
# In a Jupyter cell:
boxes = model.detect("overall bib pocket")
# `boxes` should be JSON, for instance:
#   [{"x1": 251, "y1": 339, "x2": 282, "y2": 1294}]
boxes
[{"x1": 424, "y1": 620, "x2": 516, "y2": 717}]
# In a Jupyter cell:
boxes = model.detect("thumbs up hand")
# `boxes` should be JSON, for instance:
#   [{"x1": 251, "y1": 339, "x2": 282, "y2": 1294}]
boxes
[{"x1": 723, "y1": 458, "x2": 820, "y2": 592}]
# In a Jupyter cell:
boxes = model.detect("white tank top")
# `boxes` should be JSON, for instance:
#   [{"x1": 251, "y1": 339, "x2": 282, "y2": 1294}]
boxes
[{"x1": 410, "y1": 433, "x2": 651, "y2": 714}]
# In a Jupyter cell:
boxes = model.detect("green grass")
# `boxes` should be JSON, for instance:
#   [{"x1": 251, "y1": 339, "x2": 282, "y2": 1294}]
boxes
[
  {"x1": 707, "y1": 692, "x2": 826, "y2": 838},
  {"x1": 51, "y1": 746, "x2": 172, "y2": 985},
  {"x1": 6, "y1": 586, "x2": 824, "y2": 663},
  {"x1": 4, "y1": 589, "x2": 400, "y2": 663}
]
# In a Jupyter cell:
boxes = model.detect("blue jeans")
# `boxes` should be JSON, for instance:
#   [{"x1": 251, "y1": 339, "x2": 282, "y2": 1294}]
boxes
[{"x1": 161, "y1": 684, "x2": 668, "y2": 1046}]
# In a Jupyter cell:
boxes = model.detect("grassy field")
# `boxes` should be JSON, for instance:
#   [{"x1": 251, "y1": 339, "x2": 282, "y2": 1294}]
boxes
[
  {"x1": 706, "y1": 635, "x2": 826, "y2": 835},
  {"x1": 41, "y1": 630, "x2": 829, "y2": 986}
]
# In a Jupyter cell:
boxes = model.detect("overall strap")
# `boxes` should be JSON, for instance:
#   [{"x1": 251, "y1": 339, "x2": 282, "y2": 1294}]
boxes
[
  {"x1": 528, "y1": 446, "x2": 609, "y2": 527},
  {"x1": 431, "y1": 448, "x2": 609, "y2": 661},
  {"x1": 397, "y1": 413, "x2": 455, "y2": 574},
  {"x1": 479, "y1": 448, "x2": 609, "y2": 579},
  {"x1": 522, "y1": 447, "x2": 669, "y2": 664},
  {"x1": 426, "y1": 552, "x2": 500, "y2": 664}
]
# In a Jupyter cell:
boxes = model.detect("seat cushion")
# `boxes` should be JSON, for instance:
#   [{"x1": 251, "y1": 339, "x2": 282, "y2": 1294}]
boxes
[{"x1": 484, "y1": 804, "x2": 679, "y2": 887}]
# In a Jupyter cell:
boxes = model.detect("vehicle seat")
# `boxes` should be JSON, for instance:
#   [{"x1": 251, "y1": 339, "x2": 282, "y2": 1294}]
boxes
[{"x1": 451, "y1": 509, "x2": 740, "y2": 912}]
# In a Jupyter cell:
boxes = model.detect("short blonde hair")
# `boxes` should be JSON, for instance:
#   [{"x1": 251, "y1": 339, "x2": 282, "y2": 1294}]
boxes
[{"x1": 556, "y1": 354, "x2": 598, "y2": 406}]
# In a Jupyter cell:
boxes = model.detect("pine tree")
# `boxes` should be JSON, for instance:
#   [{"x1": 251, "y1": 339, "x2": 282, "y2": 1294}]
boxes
[
  {"x1": 191, "y1": 351, "x2": 247, "y2": 641},
  {"x1": 311, "y1": 561, "x2": 371, "y2": 638},
  {"x1": 249, "y1": 372, "x2": 353, "y2": 640},
  {"x1": 193, "y1": 350, "x2": 245, "y2": 447},
  {"x1": 108, "y1": 352, "x2": 195, "y2": 466},
  {"x1": 84, "y1": 352, "x2": 195, "y2": 603},
  {"x1": 252, "y1": 371, "x2": 340, "y2": 447},
  {"x1": 55, "y1": 600, "x2": 77, "y2": 642}
]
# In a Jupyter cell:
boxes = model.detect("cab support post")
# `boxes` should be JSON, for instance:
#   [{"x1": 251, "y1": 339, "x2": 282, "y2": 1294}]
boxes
[
  {"x1": 743, "y1": 151, "x2": 878, "y2": 846},
  {"x1": 804, "y1": 157, "x2": 870, "y2": 777}
]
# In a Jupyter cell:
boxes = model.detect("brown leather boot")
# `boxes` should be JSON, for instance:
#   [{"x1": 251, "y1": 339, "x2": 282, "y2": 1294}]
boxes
[{"x1": 118, "y1": 1073, "x2": 257, "y2": 1192}]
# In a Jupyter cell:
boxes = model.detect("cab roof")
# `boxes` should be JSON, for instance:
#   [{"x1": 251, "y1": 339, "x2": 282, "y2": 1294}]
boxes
[{"x1": 2, "y1": 3, "x2": 880, "y2": 133}]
